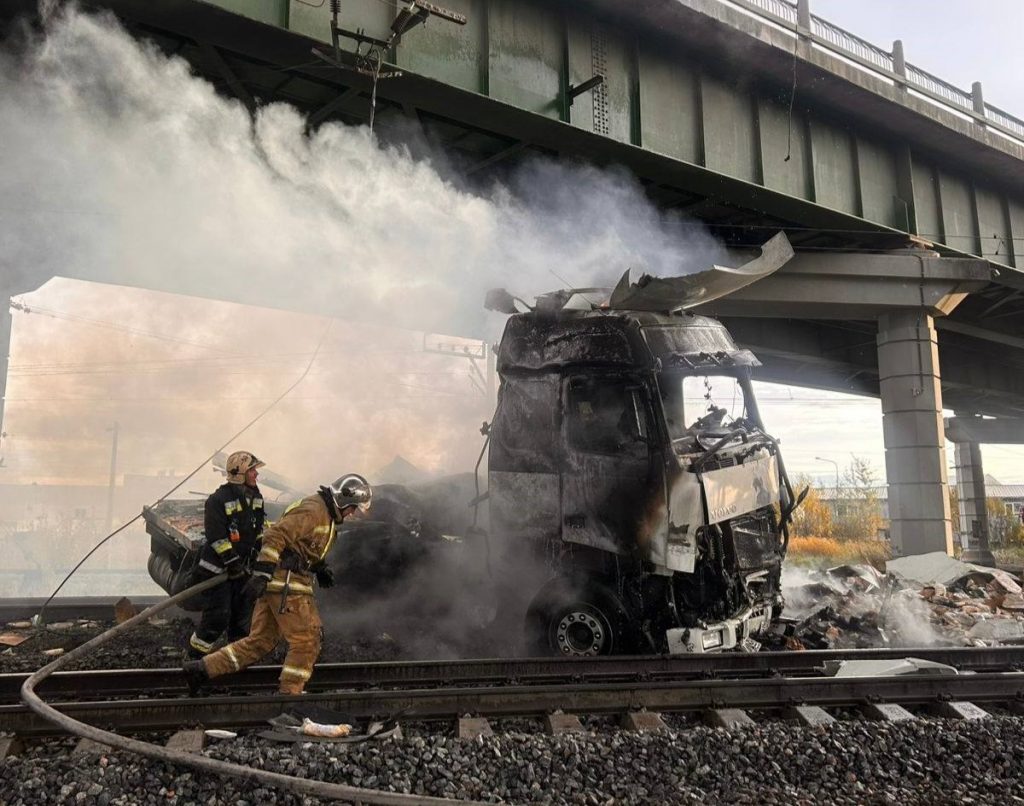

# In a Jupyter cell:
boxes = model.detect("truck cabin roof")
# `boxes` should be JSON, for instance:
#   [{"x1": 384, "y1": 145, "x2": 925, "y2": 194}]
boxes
[{"x1": 496, "y1": 309, "x2": 761, "y2": 374}]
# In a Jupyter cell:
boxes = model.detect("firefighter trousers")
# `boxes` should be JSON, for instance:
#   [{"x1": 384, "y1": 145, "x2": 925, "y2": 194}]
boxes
[
  {"x1": 203, "y1": 592, "x2": 323, "y2": 694},
  {"x1": 188, "y1": 575, "x2": 254, "y2": 658}
]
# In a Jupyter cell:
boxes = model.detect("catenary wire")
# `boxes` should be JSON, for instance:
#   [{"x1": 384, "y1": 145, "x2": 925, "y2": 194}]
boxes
[{"x1": 30, "y1": 319, "x2": 335, "y2": 625}]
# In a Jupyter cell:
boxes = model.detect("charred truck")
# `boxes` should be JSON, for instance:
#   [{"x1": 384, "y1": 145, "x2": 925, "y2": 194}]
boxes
[
  {"x1": 484, "y1": 233, "x2": 805, "y2": 656},
  {"x1": 146, "y1": 234, "x2": 803, "y2": 656}
]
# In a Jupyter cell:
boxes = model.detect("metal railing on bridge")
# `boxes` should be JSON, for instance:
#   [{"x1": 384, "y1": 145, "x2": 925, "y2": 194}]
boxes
[{"x1": 727, "y1": 0, "x2": 1024, "y2": 146}]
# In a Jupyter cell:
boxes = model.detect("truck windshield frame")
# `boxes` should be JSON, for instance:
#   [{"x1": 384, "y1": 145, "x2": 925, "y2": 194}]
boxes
[{"x1": 657, "y1": 370, "x2": 755, "y2": 444}]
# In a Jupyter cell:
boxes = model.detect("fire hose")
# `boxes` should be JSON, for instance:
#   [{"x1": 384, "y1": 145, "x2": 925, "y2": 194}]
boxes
[{"x1": 21, "y1": 574, "x2": 483, "y2": 806}]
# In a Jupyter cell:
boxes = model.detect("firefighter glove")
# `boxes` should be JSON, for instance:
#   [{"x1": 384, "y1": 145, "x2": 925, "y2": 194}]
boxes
[
  {"x1": 225, "y1": 556, "x2": 246, "y2": 580},
  {"x1": 243, "y1": 573, "x2": 269, "y2": 601},
  {"x1": 314, "y1": 563, "x2": 335, "y2": 589}
]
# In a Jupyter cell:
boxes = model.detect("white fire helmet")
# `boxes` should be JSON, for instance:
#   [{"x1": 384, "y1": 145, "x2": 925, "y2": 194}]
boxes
[{"x1": 226, "y1": 451, "x2": 265, "y2": 484}]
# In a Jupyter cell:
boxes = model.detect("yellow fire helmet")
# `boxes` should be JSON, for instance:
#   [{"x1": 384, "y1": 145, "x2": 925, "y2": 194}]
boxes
[{"x1": 226, "y1": 451, "x2": 265, "y2": 484}]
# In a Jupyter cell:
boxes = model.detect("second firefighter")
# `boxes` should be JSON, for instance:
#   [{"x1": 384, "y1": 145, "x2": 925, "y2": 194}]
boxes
[{"x1": 187, "y1": 450, "x2": 267, "y2": 659}]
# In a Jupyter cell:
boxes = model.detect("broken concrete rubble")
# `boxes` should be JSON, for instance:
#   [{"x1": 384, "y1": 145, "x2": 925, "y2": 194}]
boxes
[{"x1": 775, "y1": 555, "x2": 1024, "y2": 650}]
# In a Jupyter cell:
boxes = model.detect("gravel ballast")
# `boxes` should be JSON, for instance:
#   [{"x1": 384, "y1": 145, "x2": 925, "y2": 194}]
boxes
[
  {"x1": 3, "y1": 716, "x2": 1024, "y2": 805},
  {"x1": 0, "y1": 617, "x2": 405, "y2": 674}
]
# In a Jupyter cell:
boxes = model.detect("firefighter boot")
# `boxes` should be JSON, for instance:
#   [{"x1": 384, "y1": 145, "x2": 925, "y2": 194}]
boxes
[{"x1": 182, "y1": 660, "x2": 209, "y2": 697}]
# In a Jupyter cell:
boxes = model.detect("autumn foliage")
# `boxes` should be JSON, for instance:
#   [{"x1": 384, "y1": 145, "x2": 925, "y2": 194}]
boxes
[{"x1": 787, "y1": 535, "x2": 892, "y2": 569}]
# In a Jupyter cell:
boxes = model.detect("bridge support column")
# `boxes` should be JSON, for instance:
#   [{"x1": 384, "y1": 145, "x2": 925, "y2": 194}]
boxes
[
  {"x1": 877, "y1": 310, "x2": 953, "y2": 556},
  {"x1": 952, "y1": 439, "x2": 994, "y2": 565}
]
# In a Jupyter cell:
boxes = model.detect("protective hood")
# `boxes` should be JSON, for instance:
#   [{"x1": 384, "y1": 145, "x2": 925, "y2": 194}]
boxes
[{"x1": 608, "y1": 232, "x2": 794, "y2": 313}]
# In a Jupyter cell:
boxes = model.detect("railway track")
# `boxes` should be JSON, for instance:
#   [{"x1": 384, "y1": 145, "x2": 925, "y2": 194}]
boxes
[
  {"x1": 4, "y1": 648, "x2": 1024, "y2": 736},
  {"x1": 4, "y1": 645, "x2": 1024, "y2": 702},
  {"x1": 0, "y1": 596, "x2": 164, "y2": 623}
]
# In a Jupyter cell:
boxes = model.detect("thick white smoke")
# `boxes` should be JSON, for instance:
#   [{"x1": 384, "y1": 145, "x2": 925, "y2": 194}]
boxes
[
  {"x1": 0, "y1": 4, "x2": 724, "y2": 599},
  {"x1": 1, "y1": 5, "x2": 725, "y2": 336}
]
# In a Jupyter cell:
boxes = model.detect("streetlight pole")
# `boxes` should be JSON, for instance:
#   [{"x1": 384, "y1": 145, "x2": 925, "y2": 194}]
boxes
[
  {"x1": 815, "y1": 456, "x2": 840, "y2": 511},
  {"x1": 105, "y1": 421, "x2": 119, "y2": 531}
]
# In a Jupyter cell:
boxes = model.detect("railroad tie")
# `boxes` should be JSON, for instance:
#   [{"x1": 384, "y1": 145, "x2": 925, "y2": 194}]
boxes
[
  {"x1": 543, "y1": 710, "x2": 584, "y2": 735},
  {"x1": 165, "y1": 730, "x2": 207, "y2": 753},
  {"x1": 783, "y1": 705, "x2": 836, "y2": 727},
  {"x1": 861, "y1": 703, "x2": 915, "y2": 722},
  {"x1": 703, "y1": 708, "x2": 755, "y2": 729},
  {"x1": 620, "y1": 710, "x2": 668, "y2": 733},
  {"x1": 0, "y1": 735, "x2": 25, "y2": 760},
  {"x1": 72, "y1": 737, "x2": 112, "y2": 756},
  {"x1": 927, "y1": 701, "x2": 990, "y2": 720},
  {"x1": 456, "y1": 716, "x2": 493, "y2": 739}
]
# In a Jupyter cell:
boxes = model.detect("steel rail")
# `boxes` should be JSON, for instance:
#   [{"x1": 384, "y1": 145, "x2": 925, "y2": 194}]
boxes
[
  {"x1": 0, "y1": 596, "x2": 165, "y2": 623},
  {"x1": 5, "y1": 646, "x2": 1024, "y2": 703},
  {"x1": 4, "y1": 671, "x2": 1024, "y2": 735}
]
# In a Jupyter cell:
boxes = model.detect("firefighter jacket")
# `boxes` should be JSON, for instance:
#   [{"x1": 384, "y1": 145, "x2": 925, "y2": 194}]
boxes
[
  {"x1": 198, "y1": 482, "x2": 266, "y2": 576},
  {"x1": 252, "y1": 492, "x2": 337, "y2": 596}
]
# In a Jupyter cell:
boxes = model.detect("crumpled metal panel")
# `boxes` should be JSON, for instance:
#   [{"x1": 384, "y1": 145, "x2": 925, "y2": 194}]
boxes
[
  {"x1": 701, "y1": 454, "x2": 781, "y2": 524},
  {"x1": 645, "y1": 470, "x2": 703, "y2": 574},
  {"x1": 640, "y1": 321, "x2": 739, "y2": 358},
  {"x1": 608, "y1": 232, "x2": 794, "y2": 313},
  {"x1": 497, "y1": 316, "x2": 637, "y2": 371}
]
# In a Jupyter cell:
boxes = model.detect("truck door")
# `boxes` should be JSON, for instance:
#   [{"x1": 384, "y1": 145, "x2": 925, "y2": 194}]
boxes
[{"x1": 561, "y1": 375, "x2": 659, "y2": 556}]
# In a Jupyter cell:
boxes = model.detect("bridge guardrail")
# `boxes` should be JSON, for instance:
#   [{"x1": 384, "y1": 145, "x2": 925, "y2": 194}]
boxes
[{"x1": 730, "y1": 0, "x2": 1024, "y2": 148}]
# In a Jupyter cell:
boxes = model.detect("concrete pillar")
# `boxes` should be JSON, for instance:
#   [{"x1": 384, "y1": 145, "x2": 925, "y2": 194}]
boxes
[
  {"x1": 877, "y1": 310, "x2": 953, "y2": 556},
  {"x1": 796, "y1": 0, "x2": 811, "y2": 33},
  {"x1": 971, "y1": 81, "x2": 986, "y2": 117},
  {"x1": 891, "y1": 40, "x2": 907, "y2": 81},
  {"x1": 954, "y1": 439, "x2": 994, "y2": 565}
]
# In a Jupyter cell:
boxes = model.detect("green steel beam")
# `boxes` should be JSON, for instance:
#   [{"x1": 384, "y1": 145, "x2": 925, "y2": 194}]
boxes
[{"x1": 212, "y1": 0, "x2": 1023, "y2": 277}]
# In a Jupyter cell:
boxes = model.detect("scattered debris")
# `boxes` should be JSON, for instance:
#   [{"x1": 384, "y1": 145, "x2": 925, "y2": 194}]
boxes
[
  {"x1": 0, "y1": 633, "x2": 29, "y2": 647},
  {"x1": 203, "y1": 729, "x2": 238, "y2": 740},
  {"x1": 41, "y1": 648, "x2": 64, "y2": 657},
  {"x1": 777, "y1": 555, "x2": 1024, "y2": 650},
  {"x1": 822, "y1": 658, "x2": 958, "y2": 678},
  {"x1": 6, "y1": 621, "x2": 32, "y2": 630},
  {"x1": 301, "y1": 719, "x2": 352, "y2": 738},
  {"x1": 114, "y1": 597, "x2": 139, "y2": 624}
]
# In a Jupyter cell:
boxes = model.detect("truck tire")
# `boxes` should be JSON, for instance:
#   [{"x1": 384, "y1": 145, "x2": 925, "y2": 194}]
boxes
[{"x1": 525, "y1": 578, "x2": 631, "y2": 657}]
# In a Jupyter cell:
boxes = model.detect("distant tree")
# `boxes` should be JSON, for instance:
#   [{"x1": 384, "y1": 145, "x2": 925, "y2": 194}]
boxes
[
  {"x1": 833, "y1": 456, "x2": 884, "y2": 541},
  {"x1": 987, "y1": 497, "x2": 1024, "y2": 546},
  {"x1": 791, "y1": 476, "x2": 833, "y2": 538}
]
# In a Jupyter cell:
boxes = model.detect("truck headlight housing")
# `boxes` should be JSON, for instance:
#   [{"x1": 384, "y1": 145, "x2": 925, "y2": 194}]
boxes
[{"x1": 701, "y1": 629, "x2": 724, "y2": 650}]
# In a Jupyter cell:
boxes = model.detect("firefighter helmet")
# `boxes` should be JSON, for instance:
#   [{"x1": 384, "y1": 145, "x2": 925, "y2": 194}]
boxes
[
  {"x1": 226, "y1": 451, "x2": 265, "y2": 484},
  {"x1": 328, "y1": 473, "x2": 372, "y2": 515}
]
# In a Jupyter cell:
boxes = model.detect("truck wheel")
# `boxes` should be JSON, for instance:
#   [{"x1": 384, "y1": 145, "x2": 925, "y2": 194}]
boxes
[{"x1": 525, "y1": 580, "x2": 628, "y2": 657}]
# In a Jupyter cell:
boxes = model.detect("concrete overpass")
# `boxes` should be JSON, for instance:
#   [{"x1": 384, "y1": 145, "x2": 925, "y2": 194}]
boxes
[{"x1": 2, "y1": 0, "x2": 1023, "y2": 557}]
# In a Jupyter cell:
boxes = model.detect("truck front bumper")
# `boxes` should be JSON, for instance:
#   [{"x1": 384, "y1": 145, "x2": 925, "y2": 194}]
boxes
[{"x1": 665, "y1": 601, "x2": 774, "y2": 654}]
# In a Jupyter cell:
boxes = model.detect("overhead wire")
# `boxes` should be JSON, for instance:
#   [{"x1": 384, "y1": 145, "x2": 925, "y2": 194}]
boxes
[
  {"x1": 11, "y1": 300, "x2": 239, "y2": 353},
  {"x1": 30, "y1": 319, "x2": 336, "y2": 626}
]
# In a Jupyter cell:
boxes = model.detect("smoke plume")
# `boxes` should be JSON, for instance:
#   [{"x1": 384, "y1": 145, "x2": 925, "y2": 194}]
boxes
[{"x1": 0, "y1": 4, "x2": 723, "y2": 602}]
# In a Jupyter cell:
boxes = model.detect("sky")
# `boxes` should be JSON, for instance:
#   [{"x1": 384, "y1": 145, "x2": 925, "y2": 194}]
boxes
[{"x1": 811, "y1": 0, "x2": 1024, "y2": 112}]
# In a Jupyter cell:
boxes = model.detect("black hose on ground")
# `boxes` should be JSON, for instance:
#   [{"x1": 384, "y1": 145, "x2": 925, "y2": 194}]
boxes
[{"x1": 21, "y1": 576, "x2": 482, "y2": 806}]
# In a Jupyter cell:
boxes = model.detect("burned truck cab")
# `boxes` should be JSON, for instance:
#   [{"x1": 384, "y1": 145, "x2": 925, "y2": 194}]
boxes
[{"x1": 485, "y1": 234, "x2": 800, "y2": 655}]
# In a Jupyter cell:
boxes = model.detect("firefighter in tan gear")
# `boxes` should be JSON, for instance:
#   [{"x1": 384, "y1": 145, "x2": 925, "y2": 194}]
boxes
[{"x1": 183, "y1": 474, "x2": 372, "y2": 695}]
